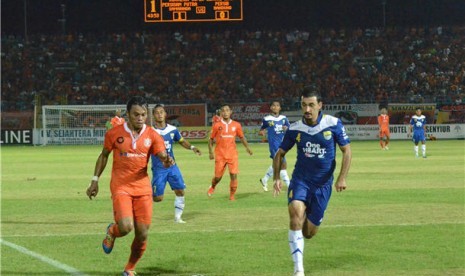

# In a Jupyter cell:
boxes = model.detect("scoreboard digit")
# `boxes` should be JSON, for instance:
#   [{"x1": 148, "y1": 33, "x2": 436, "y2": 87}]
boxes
[{"x1": 144, "y1": 0, "x2": 243, "y2": 23}]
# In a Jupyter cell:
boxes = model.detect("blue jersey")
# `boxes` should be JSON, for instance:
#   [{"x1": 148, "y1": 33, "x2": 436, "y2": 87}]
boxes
[
  {"x1": 260, "y1": 114, "x2": 290, "y2": 158},
  {"x1": 151, "y1": 124, "x2": 183, "y2": 169},
  {"x1": 280, "y1": 113, "x2": 350, "y2": 188},
  {"x1": 410, "y1": 115, "x2": 426, "y2": 143}
]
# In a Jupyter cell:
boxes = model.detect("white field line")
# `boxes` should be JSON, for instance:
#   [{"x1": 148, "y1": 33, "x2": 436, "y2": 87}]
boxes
[
  {"x1": 0, "y1": 238, "x2": 89, "y2": 276},
  {"x1": 1, "y1": 221, "x2": 463, "y2": 238}
]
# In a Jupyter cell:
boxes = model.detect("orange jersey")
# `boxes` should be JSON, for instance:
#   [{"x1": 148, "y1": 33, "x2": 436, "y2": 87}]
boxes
[
  {"x1": 378, "y1": 114, "x2": 390, "y2": 130},
  {"x1": 111, "y1": 116, "x2": 125, "y2": 127},
  {"x1": 210, "y1": 119, "x2": 244, "y2": 160},
  {"x1": 212, "y1": 115, "x2": 222, "y2": 124},
  {"x1": 104, "y1": 123, "x2": 166, "y2": 196}
]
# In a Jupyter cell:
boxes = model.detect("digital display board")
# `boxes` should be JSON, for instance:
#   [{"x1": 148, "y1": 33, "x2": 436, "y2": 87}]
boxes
[{"x1": 144, "y1": 0, "x2": 243, "y2": 23}]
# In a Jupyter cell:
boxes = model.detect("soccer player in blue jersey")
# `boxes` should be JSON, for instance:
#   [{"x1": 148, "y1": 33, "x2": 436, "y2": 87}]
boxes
[
  {"x1": 258, "y1": 100, "x2": 290, "y2": 191},
  {"x1": 409, "y1": 107, "x2": 427, "y2": 158},
  {"x1": 273, "y1": 89, "x2": 352, "y2": 276},
  {"x1": 151, "y1": 104, "x2": 202, "y2": 223}
]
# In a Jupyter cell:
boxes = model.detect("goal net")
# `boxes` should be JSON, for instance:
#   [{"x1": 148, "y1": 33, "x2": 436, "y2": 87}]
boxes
[{"x1": 41, "y1": 105, "x2": 131, "y2": 145}]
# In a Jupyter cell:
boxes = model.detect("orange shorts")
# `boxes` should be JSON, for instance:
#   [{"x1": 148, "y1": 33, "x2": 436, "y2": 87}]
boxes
[
  {"x1": 112, "y1": 193, "x2": 153, "y2": 225},
  {"x1": 214, "y1": 158, "x2": 239, "y2": 177},
  {"x1": 379, "y1": 129, "x2": 390, "y2": 138}
]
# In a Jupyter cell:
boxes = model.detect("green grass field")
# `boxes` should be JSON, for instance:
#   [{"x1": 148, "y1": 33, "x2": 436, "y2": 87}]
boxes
[{"x1": 1, "y1": 140, "x2": 464, "y2": 276}]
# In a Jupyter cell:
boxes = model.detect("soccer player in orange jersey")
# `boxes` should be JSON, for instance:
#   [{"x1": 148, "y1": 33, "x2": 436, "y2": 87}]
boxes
[
  {"x1": 212, "y1": 109, "x2": 221, "y2": 125},
  {"x1": 377, "y1": 107, "x2": 390, "y2": 150},
  {"x1": 86, "y1": 96, "x2": 173, "y2": 276},
  {"x1": 207, "y1": 104, "x2": 253, "y2": 200},
  {"x1": 110, "y1": 109, "x2": 126, "y2": 128}
]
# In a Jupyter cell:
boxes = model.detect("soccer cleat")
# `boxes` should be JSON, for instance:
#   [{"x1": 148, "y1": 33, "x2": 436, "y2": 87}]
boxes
[
  {"x1": 207, "y1": 186, "x2": 215, "y2": 197},
  {"x1": 259, "y1": 178, "x2": 268, "y2": 192},
  {"x1": 294, "y1": 271, "x2": 305, "y2": 276},
  {"x1": 174, "y1": 218, "x2": 186, "y2": 223},
  {"x1": 385, "y1": 146, "x2": 389, "y2": 150},
  {"x1": 102, "y1": 223, "x2": 115, "y2": 254},
  {"x1": 423, "y1": 155, "x2": 427, "y2": 158},
  {"x1": 229, "y1": 195, "x2": 236, "y2": 201},
  {"x1": 122, "y1": 270, "x2": 137, "y2": 276}
]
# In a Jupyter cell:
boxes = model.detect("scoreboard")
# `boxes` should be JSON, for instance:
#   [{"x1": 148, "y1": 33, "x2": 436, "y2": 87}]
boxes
[{"x1": 144, "y1": 0, "x2": 243, "y2": 22}]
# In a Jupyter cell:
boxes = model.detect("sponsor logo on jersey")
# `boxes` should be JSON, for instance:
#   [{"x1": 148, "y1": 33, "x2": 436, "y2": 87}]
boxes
[
  {"x1": 144, "y1": 138, "x2": 152, "y2": 147},
  {"x1": 323, "y1": 131, "x2": 332, "y2": 140},
  {"x1": 302, "y1": 141, "x2": 326, "y2": 158}
]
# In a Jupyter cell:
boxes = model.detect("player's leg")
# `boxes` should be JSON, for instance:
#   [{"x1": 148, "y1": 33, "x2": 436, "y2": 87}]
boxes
[
  {"x1": 208, "y1": 159, "x2": 226, "y2": 196},
  {"x1": 103, "y1": 194, "x2": 136, "y2": 254},
  {"x1": 379, "y1": 131, "x2": 385, "y2": 149},
  {"x1": 385, "y1": 130, "x2": 390, "y2": 149},
  {"x1": 260, "y1": 164, "x2": 273, "y2": 191},
  {"x1": 302, "y1": 184, "x2": 332, "y2": 239},
  {"x1": 228, "y1": 159, "x2": 239, "y2": 200},
  {"x1": 280, "y1": 158, "x2": 290, "y2": 187},
  {"x1": 124, "y1": 195, "x2": 152, "y2": 274},
  {"x1": 421, "y1": 139, "x2": 427, "y2": 158},
  {"x1": 152, "y1": 169, "x2": 169, "y2": 202},
  {"x1": 167, "y1": 166, "x2": 187, "y2": 223},
  {"x1": 287, "y1": 180, "x2": 309, "y2": 275}
]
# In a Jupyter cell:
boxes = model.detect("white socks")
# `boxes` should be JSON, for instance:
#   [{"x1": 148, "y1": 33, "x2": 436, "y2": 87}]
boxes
[
  {"x1": 174, "y1": 196, "x2": 185, "y2": 220},
  {"x1": 262, "y1": 166, "x2": 273, "y2": 183},
  {"x1": 289, "y1": 230, "x2": 304, "y2": 273},
  {"x1": 414, "y1": 145, "x2": 426, "y2": 157},
  {"x1": 280, "y1": 170, "x2": 290, "y2": 187}
]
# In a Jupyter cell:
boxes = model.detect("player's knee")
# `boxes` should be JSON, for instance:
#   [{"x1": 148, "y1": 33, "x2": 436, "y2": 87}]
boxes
[
  {"x1": 303, "y1": 229, "x2": 318, "y2": 239},
  {"x1": 118, "y1": 222, "x2": 134, "y2": 235},
  {"x1": 153, "y1": 196, "x2": 163, "y2": 202}
]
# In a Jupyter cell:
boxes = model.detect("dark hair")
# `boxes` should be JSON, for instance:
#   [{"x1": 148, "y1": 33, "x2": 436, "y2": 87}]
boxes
[
  {"x1": 415, "y1": 107, "x2": 422, "y2": 111},
  {"x1": 301, "y1": 87, "x2": 322, "y2": 103},
  {"x1": 154, "y1": 103, "x2": 165, "y2": 109},
  {"x1": 126, "y1": 96, "x2": 148, "y2": 112},
  {"x1": 269, "y1": 100, "x2": 281, "y2": 107},
  {"x1": 219, "y1": 103, "x2": 230, "y2": 110}
]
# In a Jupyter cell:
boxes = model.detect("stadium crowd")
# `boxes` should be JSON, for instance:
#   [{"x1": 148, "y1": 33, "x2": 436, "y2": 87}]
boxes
[{"x1": 2, "y1": 26, "x2": 464, "y2": 112}]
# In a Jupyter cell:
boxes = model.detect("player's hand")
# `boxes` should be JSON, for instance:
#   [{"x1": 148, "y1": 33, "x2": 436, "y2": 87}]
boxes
[
  {"x1": 334, "y1": 178, "x2": 347, "y2": 192},
  {"x1": 86, "y1": 181, "x2": 99, "y2": 200},
  {"x1": 163, "y1": 156, "x2": 175, "y2": 168},
  {"x1": 192, "y1": 147, "x2": 202, "y2": 156},
  {"x1": 273, "y1": 179, "x2": 282, "y2": 197},
  {"x1": 246, "y1": 148, "x2": 253, "y2": 156},
  {"x1": 209, "y1": 152, "x2": 214, "y2": 160},
  {"x1": 258, "y1": 130, "x2": 265, "y2": 136}
]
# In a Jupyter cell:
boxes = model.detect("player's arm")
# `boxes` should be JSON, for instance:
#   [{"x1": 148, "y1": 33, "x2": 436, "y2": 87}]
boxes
[
  {"x1": 239, "y1": 136, "x2": 253, "y2": 155},
  {"x1": 179, "y1": 138, "x2": 201, "y2": 156},
  {"x1": 272, "y1": 148, "x2": 287, "y2": 196},
  {"x1": 208, "y1": 138, "x2": 215, "y2": 160},
  {"x1": 156, "y1": 150, "x2": 175, "y2": 168},
  {"x1": 334, "y1": 144, "x2": 352, "y2": 192},
  {"x1": 86, "y1": 147, "x2": 110, "y2": 200}
]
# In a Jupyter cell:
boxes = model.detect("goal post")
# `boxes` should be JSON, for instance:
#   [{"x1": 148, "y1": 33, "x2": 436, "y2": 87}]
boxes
[
  {"x1": 41, "y1": 105, "x2": 127, "y2": 145},
  {"x1": 39, "y1": 103, "x2": 208, "y2": 145}
]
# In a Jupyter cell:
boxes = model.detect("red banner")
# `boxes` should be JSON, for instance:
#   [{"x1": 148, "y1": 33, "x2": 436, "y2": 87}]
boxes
[
  {"x1": 229, "y1": 103, "x2": 270, "y2": 126},
  {"x1": 161, "y1": 104, "x2": 207, "y2": 127}
]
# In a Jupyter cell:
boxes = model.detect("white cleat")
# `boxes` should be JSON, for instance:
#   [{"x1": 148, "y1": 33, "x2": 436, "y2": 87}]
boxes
[
  {"x1": 259, "y1": 178, "x2": 268, "y2": 192},
  {"x1": 294, "y1": 271, "x2": 305, "y2": 276},
  {"x1": 174, "y1": 218, "x2": 186, "y2": 224}
]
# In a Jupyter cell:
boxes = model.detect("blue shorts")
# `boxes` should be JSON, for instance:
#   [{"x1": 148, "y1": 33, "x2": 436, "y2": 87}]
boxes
[
  {"x1": 412, "y1": 132, "x2": 426, "y2": 144},
  {"x1": 151, "y1": 165, "x2": 186, "y2": 197},
  {"x1": 287, "y1": 179, "x2": 332, "y2": 226}
]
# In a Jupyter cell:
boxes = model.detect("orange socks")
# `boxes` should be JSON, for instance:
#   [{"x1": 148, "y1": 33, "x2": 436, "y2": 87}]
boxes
[
  {"x1": 229, "y1": 179, "x2": 238, "y2": 197},
  {"x1": 124, "y1": 239, "x2": 147, "y2": 271}
]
